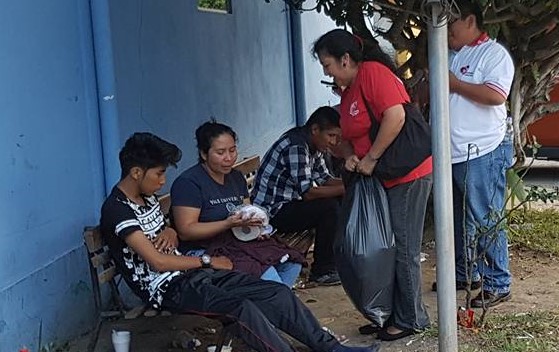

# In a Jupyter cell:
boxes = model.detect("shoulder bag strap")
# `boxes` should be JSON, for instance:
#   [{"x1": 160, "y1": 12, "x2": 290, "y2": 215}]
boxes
[{"x1": 359, "y1": 86, "x2": 381, "y2": 139}]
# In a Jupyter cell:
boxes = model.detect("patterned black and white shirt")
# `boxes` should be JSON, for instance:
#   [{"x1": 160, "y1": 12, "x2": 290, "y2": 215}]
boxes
[
  {"x1": 251, "y1": 127, "x2": 332, "y2": 216},
  {"x1": 100, "y1": 187, "x2": 182, "y2": 308}
]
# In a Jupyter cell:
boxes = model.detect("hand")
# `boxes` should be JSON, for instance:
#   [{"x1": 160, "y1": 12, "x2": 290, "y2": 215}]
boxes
[
  {"x1": 211, "y1": 256, "x2": 233, "y2": 270},
  {"x1": 449, "y1": 72, "x2": 459, "y2": 92},
  {"x1": 226, "y1": 212, "x2": 263, "y2": 228},
  {"x1": 356, "y1": 154, "x2": 377, "y2": 176},
  {"x1": 153, "y1": 228, "x2": 179, "y2": 252},
  {"x1": 344, "y1": 154, "x2": 360, "y2": 172}
]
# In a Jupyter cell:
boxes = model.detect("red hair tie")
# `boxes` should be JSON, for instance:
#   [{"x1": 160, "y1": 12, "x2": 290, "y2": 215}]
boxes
[{"x1": 353, "y1": 34, "x2": 364, "y2": 51}]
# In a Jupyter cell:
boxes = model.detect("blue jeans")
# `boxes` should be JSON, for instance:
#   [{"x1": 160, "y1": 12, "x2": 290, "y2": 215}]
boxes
[
  {"x1": 260, "y1": 262, "x2": 303, "y2": 288},
  {"x1": 452, "y1": 140, "x2": 513, "y2": 294}
]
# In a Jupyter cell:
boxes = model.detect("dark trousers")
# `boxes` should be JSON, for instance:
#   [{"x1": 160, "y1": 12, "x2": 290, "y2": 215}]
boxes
[
  {"x1": 385, "y1": 174, "x2": 432, "y2": 330},
  {"x1": 162, "y1": 270, "x2": 338, "y2": 352},
  {"x1": 270, "y1": 198, "x2": 340, "y2": 276}
]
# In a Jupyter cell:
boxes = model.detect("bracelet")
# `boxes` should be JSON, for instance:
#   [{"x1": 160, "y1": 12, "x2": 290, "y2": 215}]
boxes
[{"x1": 367, "y1": 154, "x2": 380, "y2": 162}]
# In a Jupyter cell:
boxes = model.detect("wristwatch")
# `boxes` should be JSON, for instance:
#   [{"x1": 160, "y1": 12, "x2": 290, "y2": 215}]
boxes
[{"x1": 200, "y1": 254, "x2": 212, "y2": 269}]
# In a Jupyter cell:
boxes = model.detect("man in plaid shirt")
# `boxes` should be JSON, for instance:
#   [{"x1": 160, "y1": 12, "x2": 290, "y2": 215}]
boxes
[{"x1": 251, "y1": 106, "x2": 344, "y2": 285}]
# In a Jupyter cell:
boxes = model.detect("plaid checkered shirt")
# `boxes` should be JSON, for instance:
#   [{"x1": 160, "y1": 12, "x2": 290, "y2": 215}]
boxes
[{"x1": 251, "y1": 127, "x2": 332, "y2": 216}]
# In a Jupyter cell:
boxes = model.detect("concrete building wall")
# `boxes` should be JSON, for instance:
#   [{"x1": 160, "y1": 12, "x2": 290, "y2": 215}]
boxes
[
  {"x1": 0, "y1": 0, "x2": 305, "y2": 350},
  {"x1": 106, "y1": 0, "x2": 298, "y2": 189},
  {"x1": 0, "y1": 0, "x2": 103, "y2": 350}
]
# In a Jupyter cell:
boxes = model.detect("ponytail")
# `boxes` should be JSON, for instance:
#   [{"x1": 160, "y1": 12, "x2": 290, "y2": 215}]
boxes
[{"x1": 313, "y1": 29, "x2": 397, "y2": 74}]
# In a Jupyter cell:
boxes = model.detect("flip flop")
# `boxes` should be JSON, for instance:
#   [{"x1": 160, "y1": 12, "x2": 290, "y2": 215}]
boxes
[
  {"x1": 377, "y1": 327, "x2": 415, "y2": 341},
  {"x1": 358, "y1": 324, "x2": 382, "y2": 335}
]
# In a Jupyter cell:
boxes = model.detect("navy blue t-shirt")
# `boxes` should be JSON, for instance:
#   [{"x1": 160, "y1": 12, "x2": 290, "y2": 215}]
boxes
[{"x1": 171, "y1": 163, "x2": 248, "y2": 223}]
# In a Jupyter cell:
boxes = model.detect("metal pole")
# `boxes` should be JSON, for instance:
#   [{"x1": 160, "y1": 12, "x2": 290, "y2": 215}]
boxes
[{"x1": 426, "y1": 1, "x2": 458, "y2": 351}]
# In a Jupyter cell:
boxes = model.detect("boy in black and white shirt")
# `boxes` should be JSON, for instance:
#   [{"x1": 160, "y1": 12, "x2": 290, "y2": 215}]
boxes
[
  {"x1": 100, "y1": 132, "x2": 378, "y2": 352},
  {"x1": 101, "y1": 187, "x2": 182, "y2": 307}
]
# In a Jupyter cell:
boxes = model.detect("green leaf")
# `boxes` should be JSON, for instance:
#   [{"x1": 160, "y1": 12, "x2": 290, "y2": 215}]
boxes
[{"x1": 507, "y1": 168, "x2": 528, "y2": 203}]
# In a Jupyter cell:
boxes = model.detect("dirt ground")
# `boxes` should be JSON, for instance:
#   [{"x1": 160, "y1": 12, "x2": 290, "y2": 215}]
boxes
[{"x1": 67, "y1": 241, "x2": 559, "y2": 352}]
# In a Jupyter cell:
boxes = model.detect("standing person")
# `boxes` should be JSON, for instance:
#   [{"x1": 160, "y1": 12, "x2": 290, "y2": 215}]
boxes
[
  {"x1": 100, "y1": 132, "x2": 380, "y2": 352},
  {"x1": 441, "y1": 0, "x2": 514, "y2": 308},
  {"x1": 251, "y1": 106, "x2": 345, "y2": 285},
  {"x1": 171, "y1": 121, "x2": 305, "y2": 288},
  {"x1": 312, "y1": 29, "x2": 433, "y2": 341}
]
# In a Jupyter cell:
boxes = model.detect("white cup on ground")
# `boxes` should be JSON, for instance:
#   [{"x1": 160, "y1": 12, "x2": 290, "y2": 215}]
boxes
[
  {"x1": 207, "y1": 345, "x2": 232, "y2": 352},
  {"x1": 112, "y1": 330, "x2": 131, "y2": 352}
]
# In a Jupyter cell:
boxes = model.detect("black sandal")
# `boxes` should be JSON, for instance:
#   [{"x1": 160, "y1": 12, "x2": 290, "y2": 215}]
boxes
[
  {"x1": 377, "y1": 327, "x2": 415, "y2": 341},
  {"x1": 358, "y1": 324, "x2": 382, "y2": 335}
]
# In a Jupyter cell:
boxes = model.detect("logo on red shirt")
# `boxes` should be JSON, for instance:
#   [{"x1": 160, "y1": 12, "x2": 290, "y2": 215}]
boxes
[{"x1": 349, "y1": 101, "x2": 359, "y2": 117}]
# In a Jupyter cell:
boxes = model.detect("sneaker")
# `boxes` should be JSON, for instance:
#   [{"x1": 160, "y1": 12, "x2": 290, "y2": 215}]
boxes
[
  {"x1": 471, "y1": 290, "x2": 512, "y2": 308},
  {"x1": 309, "y1": 271, "x2": 341, "y2": 286},
  {"x1": 431, "y1": 280, "x2": 481, "y2": 292}
]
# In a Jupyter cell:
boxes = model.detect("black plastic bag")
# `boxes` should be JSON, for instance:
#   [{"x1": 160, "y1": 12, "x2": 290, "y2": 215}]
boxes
[{"x1": 334, "y1": 175, "x2": 395, "y2": 327}]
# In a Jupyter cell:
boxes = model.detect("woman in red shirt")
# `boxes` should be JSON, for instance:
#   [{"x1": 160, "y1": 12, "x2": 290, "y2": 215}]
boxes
[{"x1": 313, "y1": 29, "x2": 432, "y2": 341}]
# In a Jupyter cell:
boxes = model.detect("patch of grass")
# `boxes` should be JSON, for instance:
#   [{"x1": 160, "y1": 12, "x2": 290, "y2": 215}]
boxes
[
  {"x1": 459, "y1": 310, "x2": 559, "y2": 352},
  {"x1": 508, "y1": 209, "x2": 559, "y2": 256}
]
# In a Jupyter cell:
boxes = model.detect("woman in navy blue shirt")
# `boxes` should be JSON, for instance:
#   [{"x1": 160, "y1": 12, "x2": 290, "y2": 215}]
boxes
[{"x1": 171, "y1": 121, "x2": 304, "y2": 287}]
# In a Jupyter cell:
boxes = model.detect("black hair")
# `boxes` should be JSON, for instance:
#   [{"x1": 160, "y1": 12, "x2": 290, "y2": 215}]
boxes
[
  {"x1": 312, "y1": 29, "x2": 397, "y2": 73},
  {"x1": 195, "y1": 120, "x2": 237, "y2": 163},
  {"x1": 305, "y1": 106, "x2": 340, "y2": 130},
  {"x1": 119, "y1": 132, "x2": 182, "y2": 179},
  {"x1": 454, "y1": 0, "x2": 483, "y2": 29}
]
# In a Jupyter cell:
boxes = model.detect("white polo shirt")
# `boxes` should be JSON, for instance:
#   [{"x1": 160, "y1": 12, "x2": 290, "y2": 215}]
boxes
[{"x1": 449, "y1": 34, "x2": 515, "y2": 163}]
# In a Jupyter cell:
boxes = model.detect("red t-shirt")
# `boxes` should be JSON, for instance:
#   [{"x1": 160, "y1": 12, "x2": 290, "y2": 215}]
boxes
[{"x1": 339, "y1": 61, "x2": 432, "y2": 188}]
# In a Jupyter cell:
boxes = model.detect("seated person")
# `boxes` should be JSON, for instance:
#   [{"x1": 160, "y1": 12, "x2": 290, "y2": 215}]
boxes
[
  {"x1": 171, "y1": 122, "x2": 305, "y2": 288},
  {"x1": 251, "y1": 106, "x2": 344, "y2": 285},
  {"x1": 100, "y1": 132, "x2": 379, "y2": 352}
]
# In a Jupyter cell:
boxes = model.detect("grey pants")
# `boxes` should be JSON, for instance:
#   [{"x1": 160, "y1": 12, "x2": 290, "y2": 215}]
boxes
[{"x1": 386, "y1": 174, "x2": 432, "y2": 330}]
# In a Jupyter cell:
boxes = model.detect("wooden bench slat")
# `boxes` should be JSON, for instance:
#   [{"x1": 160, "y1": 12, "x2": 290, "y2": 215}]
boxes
[
  {"x1": 232, "y1": 155, "x2": 260, "y2": 177},
  {"x1": 84, "y1": 227, "x2": 104, "y2": 253},
  {"x1": 90, "y1": 251, "x2": 112, "y2": 268},
  {"x1": 98, "y1": 266, "x2": 116, "y2": 284}
]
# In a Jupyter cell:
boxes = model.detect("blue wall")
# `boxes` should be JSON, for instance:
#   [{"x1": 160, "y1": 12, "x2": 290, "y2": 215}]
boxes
[
  {"x1": 0, "y1": 0, "x2": 104, "y2": 350},
  {"x1": 105, "y1": 0, "x2": 298, "y2": 189}
]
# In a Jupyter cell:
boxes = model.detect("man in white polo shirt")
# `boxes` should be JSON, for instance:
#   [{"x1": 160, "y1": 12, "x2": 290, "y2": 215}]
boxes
[{"x1": 439, "y1": 0, "x2": 515, "y2": 308}]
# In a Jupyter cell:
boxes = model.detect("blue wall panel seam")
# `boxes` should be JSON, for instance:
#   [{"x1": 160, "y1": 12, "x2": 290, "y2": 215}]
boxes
[{"x1": 0, "y1": 245, "x2": 86, "y2": 293}]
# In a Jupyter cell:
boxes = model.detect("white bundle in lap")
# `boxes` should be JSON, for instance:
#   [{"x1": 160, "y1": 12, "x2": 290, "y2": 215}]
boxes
[{"x1": 230, "y1": 204, "x2": 274, "y2": 241}]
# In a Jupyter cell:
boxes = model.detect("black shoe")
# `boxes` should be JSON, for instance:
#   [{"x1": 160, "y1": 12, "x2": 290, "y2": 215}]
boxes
[
  {"x1": 377, "y1": 327, "x2": 415, "y2": 341},
  {"x1": 358, "y1": 323, "x2": 382, "y2": 335},
  {"x1": 431, "y1": 280, "x2": 481, "y2": 292},
  {"x1": 471, "y1": 290, "x2": 512, "y2": 308},
  {"x1": 309, "y1": 271, "x2": 341, "y2": 286}
]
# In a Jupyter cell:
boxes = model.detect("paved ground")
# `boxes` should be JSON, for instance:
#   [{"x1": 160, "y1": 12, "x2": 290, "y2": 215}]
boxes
[{"x1": 522, "y1": 158, "x2": 559, "y2": 188}]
